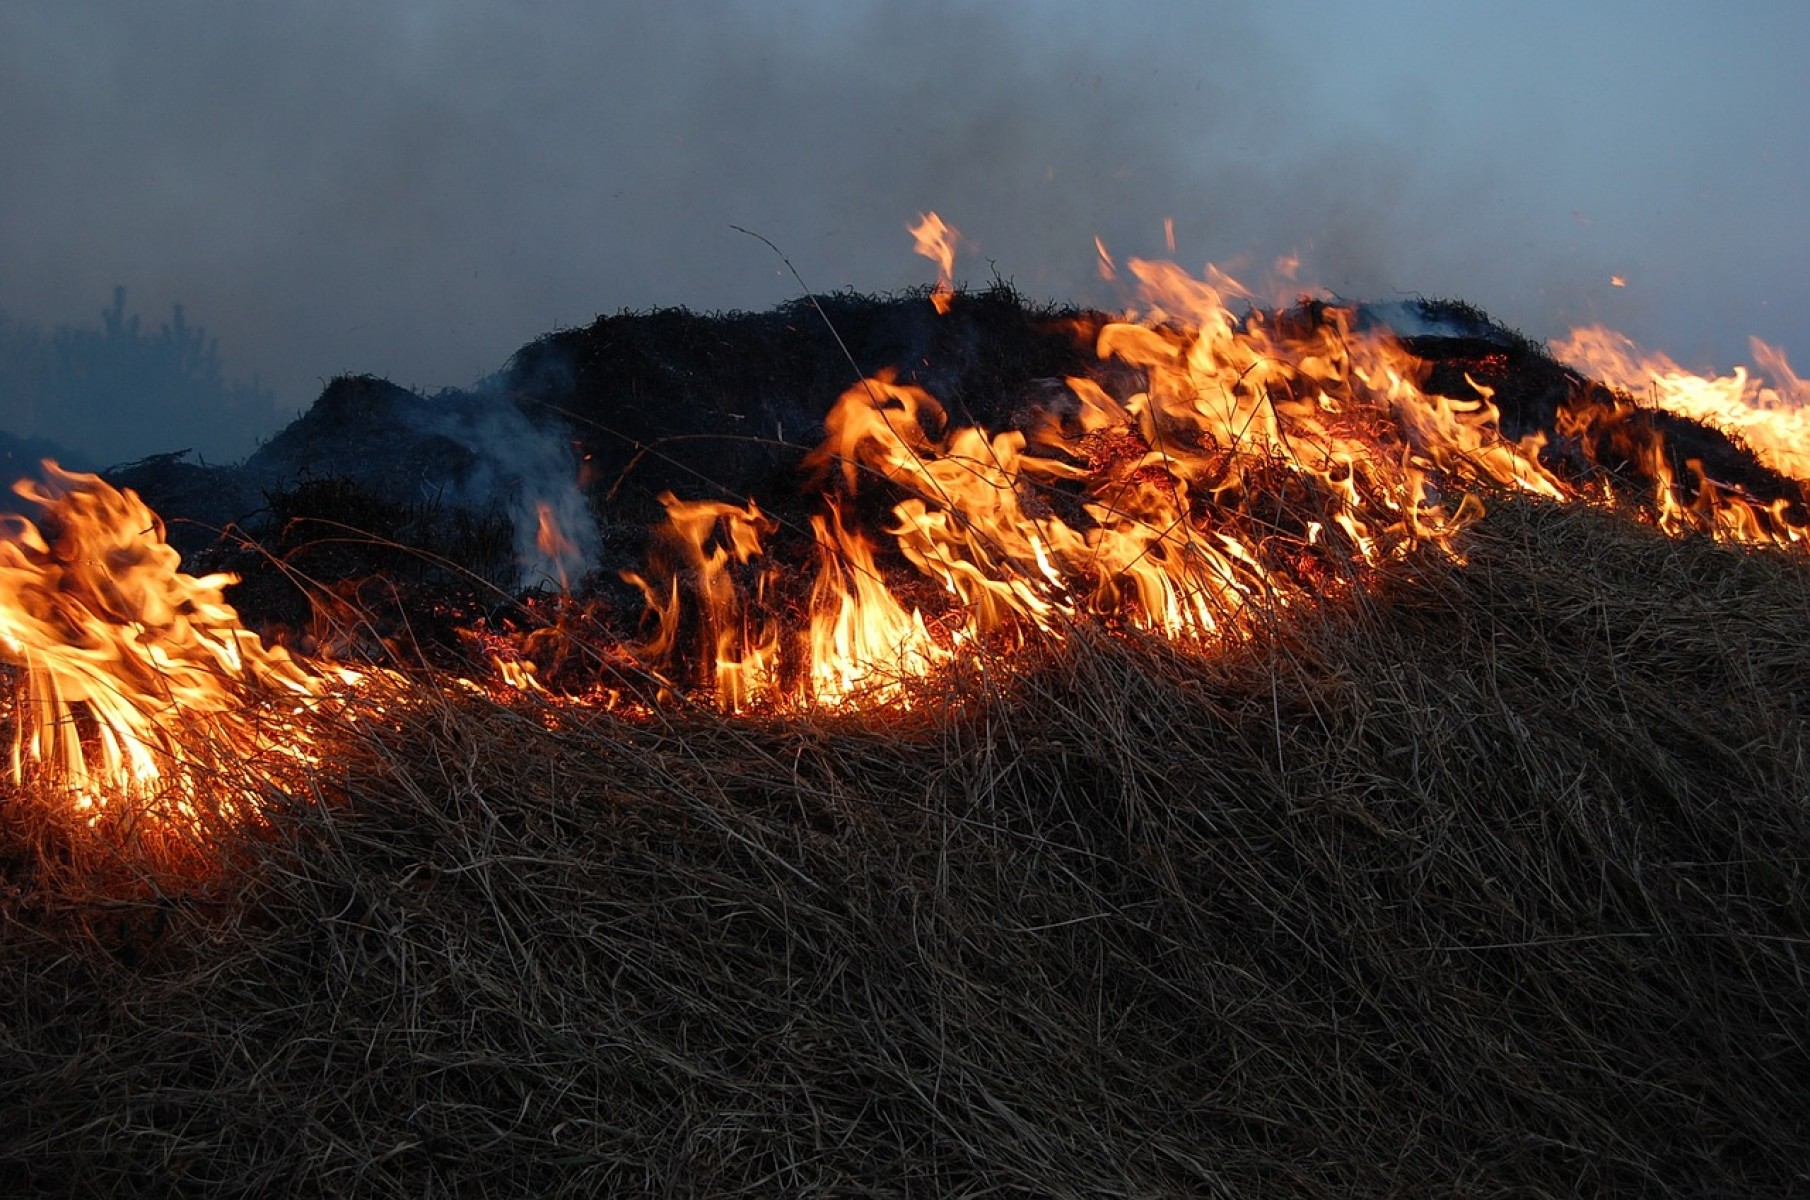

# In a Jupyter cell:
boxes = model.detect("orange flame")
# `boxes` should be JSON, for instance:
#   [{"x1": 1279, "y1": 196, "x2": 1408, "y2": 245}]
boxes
[
  {"x1": 910, "y1": 211, "x2": 959, "y2": 314},
  {"x1": 1555, "y1": 326, "x2": 1810, "y2": 484},
  {"x1": 806, "y1": 498, "x2": 949, "y2": 705},
  {"x1": 534, "y1": 501, "x2": 578, "y2": 592},
  {"x1": 611, "y1": 227, "x2": 1810, "y2": 710},
  {"x1": 621, "y1": 493, "x2": 780, "y2": 710},
  {"x1": 0, "y1": 463, "x2": 361, "y2": 848}
]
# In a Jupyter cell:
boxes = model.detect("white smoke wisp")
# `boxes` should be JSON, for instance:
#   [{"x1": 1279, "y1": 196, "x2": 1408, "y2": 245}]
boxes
[{"x1": 419, "y1": 394, "x2": 600, "y2": 591}]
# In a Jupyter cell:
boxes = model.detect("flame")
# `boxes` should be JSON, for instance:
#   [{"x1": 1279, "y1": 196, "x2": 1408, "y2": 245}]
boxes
[
  {"x1": 1555, "y1": 326, "x2": 1810, "y2": 484},
  {"x1": 11, "y1": 220, "x2": 1810, "y2": 871},
  {"x1": 613, "y1": 240, "x2": 1810, "y2": 710},
  {"x1": 618, "y1": 256, "x2": 1612, "y2": 707},
  {"x1": 621, "y1": 487, "x2": 947, "y2": 708},
  {"x1": 0, "y1": 463, "x2": 360, "y2": 848},
  {"x1": 805, "y1": 498, "x2": 949, "y2": 705},
  {"x1": 534, "y1": 500, "x2": 579, "y2": 592},
  {"x1": 621, "y1": 492, "x2": 780, "y2": 710},
  {"x1": 910, "y1": 211, "x2": 959, "y2": 315}
]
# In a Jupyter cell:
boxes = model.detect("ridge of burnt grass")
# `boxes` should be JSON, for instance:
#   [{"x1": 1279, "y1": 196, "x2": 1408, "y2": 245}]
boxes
[
  {"x1": 499, "y1": 282, "x2": 1102, "y2": 527},
  {"x1": 91, "y1": 288, "x2": 1810, "y2": 678},
  {"x1": 4, "y1": 497, "x2": 1810, "y2": 1197},
  {"x1": 1396, "y1": 297, "x2": 1806, "y2": 521}
]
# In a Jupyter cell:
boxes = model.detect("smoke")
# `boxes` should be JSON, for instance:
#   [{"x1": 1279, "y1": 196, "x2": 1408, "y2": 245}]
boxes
[
  {"x1": 2, "y1": 1, "x2": 1807, "y2": 468},
  {"x1": 413, "y1": 389, "x2": 600, "y2": 591}
]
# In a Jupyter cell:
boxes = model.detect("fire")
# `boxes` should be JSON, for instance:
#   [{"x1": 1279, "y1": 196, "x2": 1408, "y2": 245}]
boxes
[
  {"x1": 910, "y1": 211, "x2": 959, "y2": 314},
  {"x1": 621, "y1": 488, "x2": 945, "y2": 710},
  {"x1": 805, "y1": 498, "x2": 949, "y2": 705},
  {"x1": 8, "y1": 219, "x2": 1810, "y2": 864},
  {"x1": 616, "y1": 258, "x2": 1605, "y2": 707},
  {"x1": 622, "y1": 492, "x2": 781, "y2": 710},
  {"x1": 612, "y1": 245, "x2": 1810, "y2": 709},
  {"x1": 1555, "y1": 326, "x2": 1810, "y2": 484},
  {"x1": 0, "y1": 463, "x2": 358, "y2": 850},
  {"x1": 534, "y1": 500, "x2": 579, "y2": 592}
]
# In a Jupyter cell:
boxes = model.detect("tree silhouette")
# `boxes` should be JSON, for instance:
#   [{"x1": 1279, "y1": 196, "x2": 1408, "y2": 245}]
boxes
[{"x1": 0, "y1": 288, "x2": 278, "y2": 466}]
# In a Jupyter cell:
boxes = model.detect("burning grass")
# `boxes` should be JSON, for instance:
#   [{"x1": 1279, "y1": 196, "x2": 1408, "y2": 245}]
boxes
[{"x1": 4, "y1": 497, "x2": 1809, "y2": 1196}]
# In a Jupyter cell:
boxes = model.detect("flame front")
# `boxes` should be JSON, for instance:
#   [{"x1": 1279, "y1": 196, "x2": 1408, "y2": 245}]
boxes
[
  {"x1": 618, "y1": 259, "x2": 1616, "y2": 707},
  {"x1": 614, "y1": 248, "x2": 1810, "y2": 710},
  {"x1": 1556, "y1": 326, "x2": 1810, "y2": 484},
  {"x1": 11, "y1": 227, "x2": 1810, "y2": 862},
  {"x1": 0, "y1": 463, "x2": 352, "y2": 844}
]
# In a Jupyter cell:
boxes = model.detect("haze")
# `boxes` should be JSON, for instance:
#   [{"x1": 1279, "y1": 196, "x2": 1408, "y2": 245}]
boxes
[{"x1": 3, "y1": 0, "x2": 1806, "y2": 465}]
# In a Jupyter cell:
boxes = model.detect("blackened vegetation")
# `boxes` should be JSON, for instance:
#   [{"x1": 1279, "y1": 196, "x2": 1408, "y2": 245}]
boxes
[
  {"x1": 87, "y1": 287, "x2": 1810, "y2": 685},
  {"x1": 504, "y1": 282, "x2": 1098, "y2": 523},
  {"x1": 217, "y1": 477, "x2": 520, "y2": 664},
  {"x1": 1394, "y1": 299, "x2": 1806, "y2": 525}
]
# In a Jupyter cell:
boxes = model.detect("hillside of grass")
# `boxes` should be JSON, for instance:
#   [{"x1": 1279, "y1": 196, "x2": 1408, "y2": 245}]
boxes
[{"x1": 3, "y1": 496, "x2": 1807, "y2": 1197}]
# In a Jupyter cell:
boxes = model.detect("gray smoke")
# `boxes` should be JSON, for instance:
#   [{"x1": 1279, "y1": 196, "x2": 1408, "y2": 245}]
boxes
[
  {"x1": 2, "y1": 1, "x2": 1806, "y2": 469},
  {"x1": 413, "y1": 392, "x2": 600, "y2": 590}
]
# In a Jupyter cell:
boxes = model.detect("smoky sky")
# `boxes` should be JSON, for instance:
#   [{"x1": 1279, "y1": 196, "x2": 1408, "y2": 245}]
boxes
[{"x1": 3, "y1": 0, "x2": 1807, "y2": 465}]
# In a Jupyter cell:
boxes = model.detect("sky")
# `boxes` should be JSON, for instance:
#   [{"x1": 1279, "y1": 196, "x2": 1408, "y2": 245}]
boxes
[{"x1": 2, "y1": 0, "x2": 1807, "y2": 465}]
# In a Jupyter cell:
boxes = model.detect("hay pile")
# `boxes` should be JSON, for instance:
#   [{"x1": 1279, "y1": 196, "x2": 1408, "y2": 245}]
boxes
[{"x1": 3, "y1": 498, "x2": 1809, "y2": 1196}]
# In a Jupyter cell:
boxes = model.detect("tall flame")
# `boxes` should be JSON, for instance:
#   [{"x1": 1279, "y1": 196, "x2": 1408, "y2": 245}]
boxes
[
  {"x1": 910, "y1": 211, "x2": 960, "y2": 315},
  {"x1": 0, "y1": 463, "x2": 351, "y2": 843}
]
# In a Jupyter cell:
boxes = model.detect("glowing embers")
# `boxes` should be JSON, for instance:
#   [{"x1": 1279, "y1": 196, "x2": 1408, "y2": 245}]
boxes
[{"x1": 0, "y1": 463, "x2": 357, "y2": 847}]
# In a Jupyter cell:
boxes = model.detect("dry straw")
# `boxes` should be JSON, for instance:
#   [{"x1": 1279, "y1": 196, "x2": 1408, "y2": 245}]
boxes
[{"x1": 3, "y1": 497, "x2": 1809, "y2": 1196}]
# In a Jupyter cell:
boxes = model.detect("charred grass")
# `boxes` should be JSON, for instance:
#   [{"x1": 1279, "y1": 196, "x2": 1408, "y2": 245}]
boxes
[{"x1": 3, "y1": 498, "x2": 1809, "y2": 1196}]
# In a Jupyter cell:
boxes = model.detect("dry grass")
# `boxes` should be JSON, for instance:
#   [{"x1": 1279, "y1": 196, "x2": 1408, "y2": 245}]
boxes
[{"x1": 3, "y1": 498, "x2": 1809, "y2": 1197}]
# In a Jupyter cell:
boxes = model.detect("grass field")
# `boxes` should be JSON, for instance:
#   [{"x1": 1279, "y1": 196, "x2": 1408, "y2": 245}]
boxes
[{"x1": 4, "y1": 495, "x2": 1808, "y2": 1196}]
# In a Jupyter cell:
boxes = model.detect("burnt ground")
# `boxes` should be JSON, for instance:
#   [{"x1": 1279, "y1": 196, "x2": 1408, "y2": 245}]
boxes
[
  {"x1": 70, "y1": 287, "x2": 1809, "y2": 666},
  {"x1": 506, "y1": 282, "x2": 1100, "y2": 525}
]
